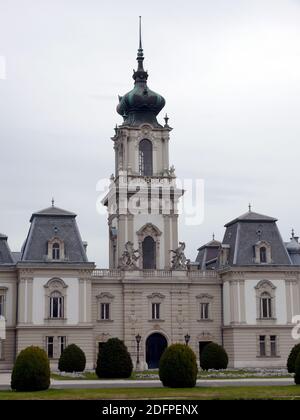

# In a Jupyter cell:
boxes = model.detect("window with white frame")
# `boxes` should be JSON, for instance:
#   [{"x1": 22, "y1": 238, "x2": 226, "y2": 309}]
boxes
[
  {"x1": 50, "y1": 292, "x2": 64, "y2": 319},
  {"x1": 260, "y1": 292, "x2": 272, "y2": 319},
  {"x1": 46, "y1": 336, "x2": 54, "y2": 359},
  {"x1": 97, "y1": 292, "x2": 114, "y2": 322},
  {"x1": 200, "y1": 302, "x2": 210, "y2": 320},
  {"x1": 259, "y1": 335, "x2": 266, "y2": 356},
  {"x1": 52, "y1": 243, "x2": 60, "y2": 260},
  {"x1": 58, "y1": 336, "x2": 66, "y2": 356},
  {"x1": 152, "y1": 303, "x2": 161, "y2": 320},
  {"x1": 255, "y1": 280, "x2": 276, "y2": 321},
  {"x1": 254, "y1": 241, "x2": 272, "y2": 264},
  {"x1": 47, "y1": 237, "x2": 65, "y2": 261},
  {"x1": 270, "y1": 335, "x2": 277, "y2": 357},
  {"x1": 100, "y1": 303, "x2": 110, "y2": 320},
  {"x1": 196, "y1": 294, "x2": 213, "y2": 321},
  {"x1": 0, "y1": 294, "x2": 5, "y2": 317}
]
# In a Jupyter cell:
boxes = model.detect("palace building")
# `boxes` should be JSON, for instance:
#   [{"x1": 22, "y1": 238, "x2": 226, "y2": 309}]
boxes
[{"x1": 1, "y1": 24, "x2": 300, "y2": 371}]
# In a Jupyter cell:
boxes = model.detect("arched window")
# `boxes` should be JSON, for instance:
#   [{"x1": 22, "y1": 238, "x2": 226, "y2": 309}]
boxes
[
  {"x1": 260, "y1": 292, "x2": 272, "y2": 319},
  {"x1": 260, "y1": 247, "x2": 267, "y2": 263},
  {"x1": 52, "y1": 243, "x2": 60, "y2": 260},
  {"x1": 139, "y1": 139, "x2": 153, "y2": 176},
  {"x1": 50, "y1": 291, "x2": 64, "y2": 318},
  {"x1": 142, "y1": 236, "x2": 156, "y2": 269}
]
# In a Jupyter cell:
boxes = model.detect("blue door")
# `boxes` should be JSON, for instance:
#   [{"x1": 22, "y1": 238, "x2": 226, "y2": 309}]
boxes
[{"x1": 146, "y1": 333, "x2": 167, "y2": 369}]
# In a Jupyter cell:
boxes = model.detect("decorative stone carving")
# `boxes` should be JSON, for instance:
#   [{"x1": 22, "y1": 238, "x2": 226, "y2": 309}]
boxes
[
  {"x1": 170, "y1": 242, "x2": 188, "y2": 270},
  {"x1": 118, "y1": 241, "x2": 140, "y2": 270}
]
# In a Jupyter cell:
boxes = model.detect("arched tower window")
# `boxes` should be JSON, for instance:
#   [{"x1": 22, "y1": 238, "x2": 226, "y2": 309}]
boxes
[
  {"x1": 139, "y1": 139, "x2": 153, "y2": 176},
  {"x1": 260, "y1": 247, "x2": 267, "y2": 263},
  {"x1": 142, "y1": 236, "x2": 156, "y2": 269}
]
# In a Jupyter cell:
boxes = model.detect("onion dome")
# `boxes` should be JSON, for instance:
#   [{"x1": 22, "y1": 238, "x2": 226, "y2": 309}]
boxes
[
  {"x1": 117, "y1": 17, "x2": 165, "y2": 128},
  {"x1": 286, "y1": 230, "x2": 300, "y2": 253}
]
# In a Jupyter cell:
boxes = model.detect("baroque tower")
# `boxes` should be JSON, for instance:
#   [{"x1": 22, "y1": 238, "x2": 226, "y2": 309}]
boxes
[{"x1": 104, "y1": 19, "x2": 183, "y2": 270}]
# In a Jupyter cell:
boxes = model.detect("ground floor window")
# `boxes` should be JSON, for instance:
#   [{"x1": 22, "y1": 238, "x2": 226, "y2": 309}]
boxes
[
  {"x1": 258, "y1": 335, "x2": 278, "y2": 357},
  {"x1": 0, "y1": 340, "x2": 4, "y2": 359},
  {"x1": 46, "y1": 336, "x2": 54, "y2": 359},
  {"x1": 58, "y1": 336, "x2": 66, "y2": 356}
]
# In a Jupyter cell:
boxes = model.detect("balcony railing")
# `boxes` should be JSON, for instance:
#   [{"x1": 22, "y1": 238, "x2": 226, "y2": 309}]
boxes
[{"x1": 92, "y1": 269, "x2": 218, "y2": 279}]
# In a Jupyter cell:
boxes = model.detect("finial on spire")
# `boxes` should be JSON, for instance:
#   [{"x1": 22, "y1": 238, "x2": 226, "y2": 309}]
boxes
[
  {"x1": 51, "y1": 198, "x2": 55, "y2": 207},
  {"x1": 292, "y1": 229, "x2": 295, "y2": 239},
  {"x1": 139, "y1": 16, "x2": 142, "y2": 50},
  {"x1": 164, "y1": 113, "x2": 169, "y2": 127},
  {"x1": 212, "y1": 233, "x2": 215, "y2": 241},
  {"x1": 248, "y1": 203, "x2": 252, "y2": 212}
]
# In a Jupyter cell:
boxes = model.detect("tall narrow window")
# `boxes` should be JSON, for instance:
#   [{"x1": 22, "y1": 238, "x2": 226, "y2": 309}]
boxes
[
  {"x1": 142, "y1": 236, "x2": 156, "y2": 269},
  {"x1": 58, "y1": 336, "x2": 66, "y2": 356},
  {"x1": 260, "y1": 247, "x2": 267, "y2": 263},
  {"x1": 152, "y1": 303, "x2": 160, "y2": 320},
  {"x1": 52, "y1": 243, "x2": 60, "y2": 260},
  {"x1": 46, "y1": 336, "x2": 54, "y2": 358},
  {"x1": 200, "y1": 303, "x2": 209, "y2": 320},
  {"x1": 139, "y1": 139, "x2": 153, "y2": 176},
  {"x1": 259, "y1": 335, "x2": 266, "y2": 356},
  {"x1": 50, "y1": 292, "x2": 64, "y2": 318},
  {"x1": 100, "y1": 303, "x2": 110, "y2": 320},
  {"x1": 0, "y1": 295, "x2": 4, "y2": 317},
  {"x1": 270, "y1": 336, "x2": 277, "y2": 357},
  {"x1": 0, "y1": 340, "x2": 3, "y2": 359},
  {"x1": 260, "y1": 293, "x2": 272, "y2": 318}
]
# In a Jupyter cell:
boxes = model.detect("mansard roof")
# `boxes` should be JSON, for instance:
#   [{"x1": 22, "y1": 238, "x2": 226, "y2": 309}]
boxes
[
  {"x1": 0, "y1": 234, "x2": 14, "y2": 265},
  {"x1": 196, "y1": 238, "x2": 221, "y2": 270},
  {"x1": 222, "y1": 210, "x2": 292, "y2": 266},
  {"x1": 22, "y1": 205, "x2": 88, "y2": 263}
]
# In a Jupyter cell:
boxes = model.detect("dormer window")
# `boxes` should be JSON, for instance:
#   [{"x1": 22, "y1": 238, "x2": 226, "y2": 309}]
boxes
[
  {"x1": 254, "y1": 241, "x2": 272, "y2": 264},
  {"x1": 47, "y1": 237, "x2": 65, "y2": 261},
  {"x1": 52, "y1": 243, "x2": 60, "y2": 260}
]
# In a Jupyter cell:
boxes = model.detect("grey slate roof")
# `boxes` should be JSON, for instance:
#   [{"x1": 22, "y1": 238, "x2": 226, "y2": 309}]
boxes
[
  {"x1": 222, "y1": 210, "x2": 292, "y2": 266},
  {"x1": 285, "y1": 235, "x2": 300, "y2": 265},
  {"x1": 196, "y1": 239, "x2": 221, "y2": 270},
  {"x1": 0, "y1": 235, "x2": 14, "y2": 265},
  {"x1": 22, "y1": 206, "x2": 89, "y2": 263},
  {"x1": 225, "y1": 211, "x2": 277, "y2": 227}
]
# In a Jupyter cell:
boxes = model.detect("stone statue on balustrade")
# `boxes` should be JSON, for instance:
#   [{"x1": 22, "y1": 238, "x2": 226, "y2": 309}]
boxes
[
  {"x1": 118, "y1": 241, "x2": 140, "y2": 270},
  {"x1": 170, "y1": 242, "x2": 188, "y2": 270}
]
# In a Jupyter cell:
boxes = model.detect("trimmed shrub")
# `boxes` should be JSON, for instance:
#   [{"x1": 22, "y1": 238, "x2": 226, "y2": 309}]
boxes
[
  {"x1": 58, "y1": 344, "x2": 86, "y2": 373},
  {"x1": 11, "y1": 346, "x2": 50, "y2": 392},
  {"x1": 294, "y1": 351, "x2": 300, "y2": 385},
  {"x1": 287, "y1": 343, "x2": 300, "y2": 373},
  {"x1": 96, "y1": 338, "x2": 133, "y2": 379},
  {"x1": 200, "y1": 342, "x2": 228, "y2": 370},
  {"x1": 159, "y1": 344, "x2": 198, "y2": 388}
]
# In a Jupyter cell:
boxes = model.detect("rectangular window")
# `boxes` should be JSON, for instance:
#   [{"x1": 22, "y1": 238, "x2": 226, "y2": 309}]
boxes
[
  {"x1": 100, "y1": 303, "x2": 110, "y2": 320},
  {"x1": 261, "y1": 297, "x2": 272, "y2": 318},
  {"x1": 152, "y1": 303, "x2": 160, "y2": 320},
  {"x1": 46, "y1": 336, "x2": 54, "y2": 359},
  {"x1": 50, "y1": 296, "x2": 64, "y2": 318},
  {"x1": 0, "y1": 340, "x2": 3, "y2": 359},
  {"x1": 270, "y1": 335, "x2": 277, "y2": 357},
  {"x1": 200, "y1": 303, "x2": 209, "y2": 320},
  {"x1": 58, "y1": 336, "x2": 66, "y2": 356},
  {"x1": 259, "y1": 335, "x2": 266, "y2": 356},
  {"x1": 0, "y1": 295, "x2": 4, "y2": 317}
]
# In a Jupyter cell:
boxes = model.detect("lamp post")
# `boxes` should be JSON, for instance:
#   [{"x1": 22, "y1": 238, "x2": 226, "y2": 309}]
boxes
[
  {"x1": 135, "y1": 334, "x2": 142, "y2": 370},
  {"x1": 184, "y1": 333, "x2": 190, "y2": 346}
]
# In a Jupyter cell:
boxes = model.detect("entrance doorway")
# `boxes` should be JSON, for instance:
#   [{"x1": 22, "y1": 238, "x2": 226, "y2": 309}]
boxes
[
  {"x1": 199, "y1": 341, "x2": 212, "y2": 361},
  {"x1": 146, "y1": 333, "x2": 168, "y2": 369}
]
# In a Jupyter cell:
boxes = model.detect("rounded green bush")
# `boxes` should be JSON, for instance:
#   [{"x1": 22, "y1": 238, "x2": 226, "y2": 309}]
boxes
[
  {"x1": 96, "y1": 338, "x2": 133, "y2": 379},
  {"x1": 200, "y1": 342, "x2": 228, "y2": 370},
  {"x1": 287, "y1": 343, "x2": 300, "y2": 373},
  {"x1": 58, "y1": 344, "x2": 86, "y2": 373},
  {"x1": 294, "y1": 351, "x2": 300, "y2": 385},
  {"x1": 11, "y1": 346, "x2": 50, "y2": 392},
  {"x1": 159, "y1": 344, "x2": 198, "y2": 388}
]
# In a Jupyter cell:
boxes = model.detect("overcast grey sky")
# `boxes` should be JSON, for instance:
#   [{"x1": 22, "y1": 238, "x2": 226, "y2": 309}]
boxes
[{"x1": 0, "y1": 0, "x2": 300, "y2": 266}]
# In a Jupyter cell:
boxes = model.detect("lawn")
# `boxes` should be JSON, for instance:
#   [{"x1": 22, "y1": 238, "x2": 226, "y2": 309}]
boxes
[{"x1": 0, "y1": 386, "x2": 300, "y2": 400}]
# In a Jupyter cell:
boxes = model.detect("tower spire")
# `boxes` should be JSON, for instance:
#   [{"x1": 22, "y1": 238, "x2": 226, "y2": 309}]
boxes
[{"x1": 136, "y1": 16, "x2": 145, "y2": 73}]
